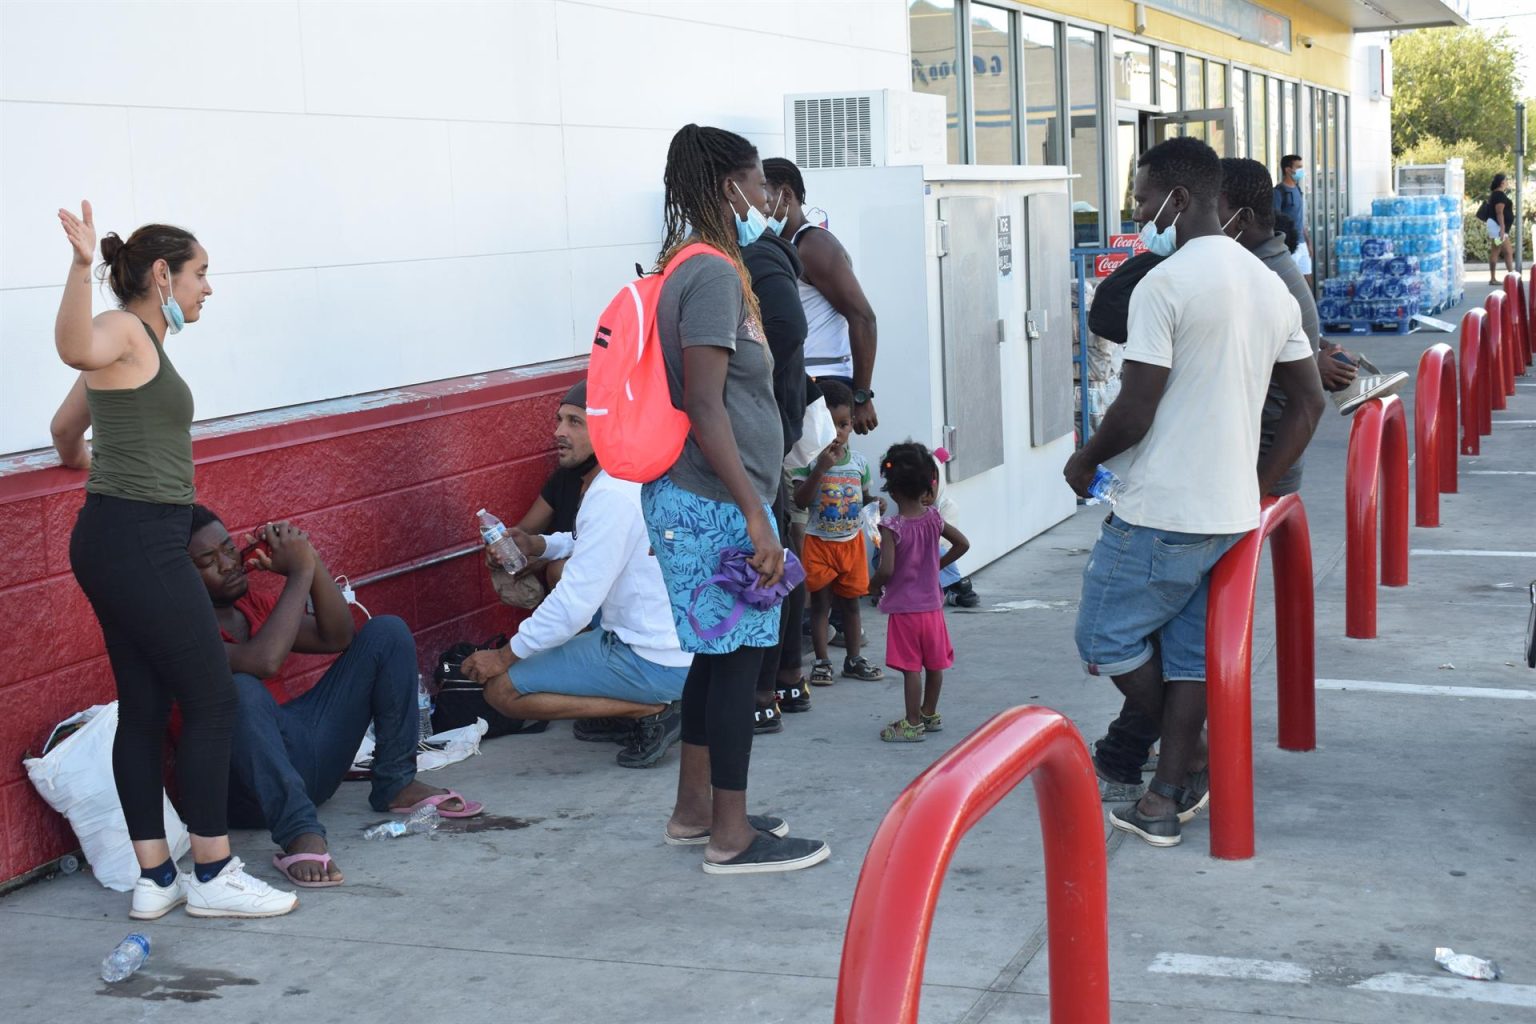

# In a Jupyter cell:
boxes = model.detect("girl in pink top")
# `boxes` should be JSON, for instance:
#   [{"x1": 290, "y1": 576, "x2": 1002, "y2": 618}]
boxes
[{"x1": 869, "y1": 443, "x2": 971, "y2": 742}]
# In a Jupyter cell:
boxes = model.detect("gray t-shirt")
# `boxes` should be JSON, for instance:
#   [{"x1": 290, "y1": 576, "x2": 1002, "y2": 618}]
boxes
[
  {"x1": 1254, "y1": 230, "x2": 1320, "y2": 496},
  {"x1": 657, "y1": 252, "x2": 781, "y2": 507}
]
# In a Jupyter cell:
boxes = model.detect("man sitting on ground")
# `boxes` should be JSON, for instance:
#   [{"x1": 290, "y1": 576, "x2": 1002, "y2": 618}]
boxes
[
  {"x1": 497, "y1": 381, "x2": 600, "y2": 605},
  {"x1": 187, "y1": 507, "x2": 481, "y2": 888},
  {"x1": 461, "y1": 380, "x2": 690, "y2": 769}
]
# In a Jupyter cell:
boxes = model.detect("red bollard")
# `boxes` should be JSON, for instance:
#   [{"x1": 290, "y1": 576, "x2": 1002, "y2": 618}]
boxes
[
  {"x1": 1415, "y1": 343, "x2": 1458, "y2": 526},
  {"x1": 1345, "y1": 395, "x2": 1409, "y2": 639},
  {"x1": 1460, "y1": 309, "x2": 1486, "y2": 455},
  {"x1": 1205, "y1": 494, "x2": 1316, "y2": 861},
  {"x1": 1524, "y1": 276, "x2": 1534, "y2": 369},
  {"x1": 835, "y1": 707, "x2": 1109, "y2": 1024},
  {"x1": 1485, "y1": 293, "x2": 1508, "y2": 411},
  {"x1": 1504, "y1": 276, "x2": 1528, "y2": 377},
  {"x1": 1478, "y1": 309, "x2": 1496, "y2": 436}
]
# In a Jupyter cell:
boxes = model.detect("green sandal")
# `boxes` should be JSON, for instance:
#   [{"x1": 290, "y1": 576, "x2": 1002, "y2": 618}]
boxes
[
  {"x1": 920, "y1": 711, "x2": 942, "y2": 733},
  {"x1": 880, "y1": 718, "x2": 926, "y2": 743}
]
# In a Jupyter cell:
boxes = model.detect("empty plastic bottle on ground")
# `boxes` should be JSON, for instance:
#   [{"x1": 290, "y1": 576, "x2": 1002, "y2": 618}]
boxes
[
  {"x1": 1087, "y1": 467, "x2": 1124, "y2": 506},
  {"x1": 363, "y1": 804, "x2": 441, "y2": 840},
  {"x1": 476, "y1": 509, "x2": 527, "y2": 573},
  {"x1": 416, "y1": 678, "x2": 434, "y2": 741},
  {"x1": 101, "y1": 933, "x2": 149, "y2": 983}
]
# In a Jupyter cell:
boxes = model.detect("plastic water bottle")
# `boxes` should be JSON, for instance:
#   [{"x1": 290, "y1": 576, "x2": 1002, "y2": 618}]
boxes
[
  {"x1": 416, "y1": 677, "x2": 434, "y2": 742},
  {"x1": 476, "y1": 509, "x2": 527, "y2": 573},
  {"x1": 1086, "y1": 466, "x2": 1123, "y2": 505},
  {"x1": 101, "y1": 933, "x2": 149, "y2": 983},
  {"x1": 363, "y1": 804, "x2": 440, "y2": 840}
]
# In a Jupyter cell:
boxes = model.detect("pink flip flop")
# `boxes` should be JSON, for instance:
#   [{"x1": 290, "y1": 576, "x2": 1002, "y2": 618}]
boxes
[
  {"x1": 389, "y1": 789, "x2": 484, "y2": 819},
  {"x1": 273, "y1": 851, "x2": 344, "y2": 888}
]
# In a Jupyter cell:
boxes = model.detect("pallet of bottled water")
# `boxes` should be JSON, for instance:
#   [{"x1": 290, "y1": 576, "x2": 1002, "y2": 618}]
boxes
[{"x1": 1323, "y1": 195, "x2": 1464, "y2": 335}]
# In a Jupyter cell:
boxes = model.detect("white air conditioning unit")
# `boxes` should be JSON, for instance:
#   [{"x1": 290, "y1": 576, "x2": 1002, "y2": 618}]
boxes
[{"x1": 784, "y1": 90, "x2": 947, "y2": 169}]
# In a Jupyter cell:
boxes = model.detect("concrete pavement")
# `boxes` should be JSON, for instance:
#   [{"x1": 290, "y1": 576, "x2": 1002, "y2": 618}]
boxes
[{"x1": 2, "y1": 279, "x2": 1533, "y2": 1023}]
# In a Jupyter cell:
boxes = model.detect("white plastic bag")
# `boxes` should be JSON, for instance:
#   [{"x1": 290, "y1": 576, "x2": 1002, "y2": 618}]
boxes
[
  {"x1": 23, "y1": 703, "x2": 191, "y2": 892},
  {"x1": 784, "y1": 396, "x2": 837, "y2": 472}
]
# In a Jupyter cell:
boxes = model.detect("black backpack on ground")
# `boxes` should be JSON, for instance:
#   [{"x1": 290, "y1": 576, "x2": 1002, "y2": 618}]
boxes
[{"x1": 431, "y1": 637, "x2": 549, "y2": 738}]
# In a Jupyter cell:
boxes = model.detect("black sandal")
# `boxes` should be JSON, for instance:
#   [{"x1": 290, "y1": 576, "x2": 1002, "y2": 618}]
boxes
[{"x1": 776, "y1": 681, "x2": 812, "y2": 713}]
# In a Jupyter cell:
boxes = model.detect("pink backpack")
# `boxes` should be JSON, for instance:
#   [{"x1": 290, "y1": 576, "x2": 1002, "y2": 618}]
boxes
[{"x1": 586, "y1": 243, "x2": 729, "y2": 483}]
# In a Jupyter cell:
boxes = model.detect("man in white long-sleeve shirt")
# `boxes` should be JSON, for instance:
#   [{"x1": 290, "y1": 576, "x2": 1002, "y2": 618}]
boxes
[{"x1": 462, "y1": 382, "x2": 689, "y2": 769}]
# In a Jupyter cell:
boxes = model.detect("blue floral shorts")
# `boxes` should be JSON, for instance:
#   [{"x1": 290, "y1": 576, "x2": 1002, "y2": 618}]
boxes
[{"x1": 641, "y1": 475, "x2": 781, "y2": 655}]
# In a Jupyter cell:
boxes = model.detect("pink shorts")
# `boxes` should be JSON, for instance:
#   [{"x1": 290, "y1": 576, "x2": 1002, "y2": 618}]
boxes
[{"x1": 885, "y1": 609, "x2": 954, "y2": 672}]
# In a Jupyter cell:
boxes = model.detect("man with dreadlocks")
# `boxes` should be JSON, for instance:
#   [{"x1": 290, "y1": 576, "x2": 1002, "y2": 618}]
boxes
[{"x1": 641, "y1": 124, "x2": 830, "y2": 875}]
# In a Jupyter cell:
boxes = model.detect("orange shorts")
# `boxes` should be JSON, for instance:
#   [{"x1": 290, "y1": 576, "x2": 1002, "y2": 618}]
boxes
[{"x1": 803, "y1": 533, "x2": 870, "y2": 598}]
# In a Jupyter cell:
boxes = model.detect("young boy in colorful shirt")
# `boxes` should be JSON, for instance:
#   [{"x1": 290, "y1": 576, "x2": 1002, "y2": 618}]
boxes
[{"x1": 791, "y1": 381, "x2": 883, "y2": 683}]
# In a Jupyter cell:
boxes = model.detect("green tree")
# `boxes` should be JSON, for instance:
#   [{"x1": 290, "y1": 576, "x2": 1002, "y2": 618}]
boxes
[{"x1": 1392, "y1": 27, "x2": 1520, "y2": 157}]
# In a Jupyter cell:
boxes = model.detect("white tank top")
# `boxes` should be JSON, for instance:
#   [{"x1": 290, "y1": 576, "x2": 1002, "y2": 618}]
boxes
[{"x1": 792, "y1": 224, "x2": 854, "y2": 379}]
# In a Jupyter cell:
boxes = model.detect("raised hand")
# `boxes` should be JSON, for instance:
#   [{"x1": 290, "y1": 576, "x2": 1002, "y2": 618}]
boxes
[{"x1": 58, "y1": 201, "x2": 96, "y2": 267}]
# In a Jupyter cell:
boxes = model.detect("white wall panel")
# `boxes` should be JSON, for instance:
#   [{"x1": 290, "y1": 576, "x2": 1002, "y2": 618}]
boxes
[
  {"x1": 0, "y1": 103, "x2": 138, "y2": 290},
  {"x1": 566, "y1": 242, "x2": 656, "y2": 350},
  {"x1": 0, "y1": 288, "x2": 95, "y2": 452},
  {"x1": 298, "y1": 0, "x2": 562, "y2": 124},
  {"x1": 0, "y1": 1, "x2": 306, "y2": 113},
  {"x1": 448, "y1": 123, "x2": 569, "y2": 256},
  {"x1": 0, "y1": 0, "x2": 916, "y2": 455},
  {"x1": 572, "y1": 1, "x2": 909, "y2": 56}
]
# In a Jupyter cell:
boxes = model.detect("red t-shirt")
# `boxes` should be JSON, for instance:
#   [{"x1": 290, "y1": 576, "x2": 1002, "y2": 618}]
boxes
[{"x1": 219, "y1": 588, "x2": 290, "y2": 705}]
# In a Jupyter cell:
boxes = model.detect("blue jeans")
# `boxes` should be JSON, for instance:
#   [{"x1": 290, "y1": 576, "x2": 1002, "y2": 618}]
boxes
[
  {"x1": 227, "y1": 616, "x2": 419, "y2": 846},
  {"x1": 1074, "y1": 515, "x2": 1242, "y2": 682}
]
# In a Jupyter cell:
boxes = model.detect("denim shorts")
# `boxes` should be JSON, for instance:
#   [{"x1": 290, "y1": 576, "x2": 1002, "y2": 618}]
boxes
[
  {"x1": 510, "y1": 629, "x2": 687, "y2": 705},
  {"x1": 1073, "y1": 514, "x2": 1243, "y2": 682}
]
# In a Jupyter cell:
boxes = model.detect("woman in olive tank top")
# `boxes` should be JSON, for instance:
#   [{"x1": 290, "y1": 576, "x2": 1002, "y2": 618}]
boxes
[{"x1": 50, "y1": 203, "x2": 296, "y2": 920}]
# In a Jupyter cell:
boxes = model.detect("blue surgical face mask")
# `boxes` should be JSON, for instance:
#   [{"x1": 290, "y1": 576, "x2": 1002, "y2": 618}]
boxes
[
  {"x1": 765, "y1": 192, "x2": 787, "y2": 237},
  {"x1": 732, "y1": 181, "x2": 768, "y2": 247},
  {"x1": 156, "y1": 283, "x2": 185, "y2": 335},
  {"x1": 1139, "y1": 190, "x2": 1180, "y2": 258},
  {"x1": 1292, "y1": 168, "x2": 1305, "y2": 183}
]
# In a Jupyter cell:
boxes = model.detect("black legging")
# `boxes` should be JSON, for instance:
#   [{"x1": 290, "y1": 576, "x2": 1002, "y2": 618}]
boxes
[
  {"x1": 681, "y1": 646, "x2": 772, "y2": 791},
  {"x1": 70, "y1": 494, "x2": 237, "y2": 840}
]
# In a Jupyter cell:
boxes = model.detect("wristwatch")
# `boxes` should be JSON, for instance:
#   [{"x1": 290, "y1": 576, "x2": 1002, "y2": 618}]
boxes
[{"x1": 853, "y1": 388, "x2": 875, "y2": 405}]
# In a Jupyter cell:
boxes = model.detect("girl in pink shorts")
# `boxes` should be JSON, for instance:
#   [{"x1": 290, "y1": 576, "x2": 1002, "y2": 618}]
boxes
[{"x1": 869, "y1": 443, "x2": 971, "y2": 742}]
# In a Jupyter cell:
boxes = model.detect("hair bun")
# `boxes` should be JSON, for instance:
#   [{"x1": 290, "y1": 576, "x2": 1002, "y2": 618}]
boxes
[{"x1": 99, "y1": 232, "x2": 124, "y2": 264}]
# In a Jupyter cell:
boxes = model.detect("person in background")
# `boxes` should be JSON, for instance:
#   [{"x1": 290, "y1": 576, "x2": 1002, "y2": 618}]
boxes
[
  {"x1": 868, "y1": 443, "x2": 970, "y2": 743},
  {"x1": 1273, "y1": 155, "x2": 1312, "y2": 288},
  {"x1": 1485, "y1": 173, "x2": 1515, "y2": 286},
  {"x1": 640, "y1": 124, "x2": 828, "y2": 874},
  {"x1": 186, "y1": 508, "x2": 480, "y2": 888},
  {"x1": 763, "y1": 157, "x2": 880, "y2": 436},
  {"x1": 743, "y1": 190, "x2": 816, "y2": 732},
  {"x1": 49, "y1": 205, "x2": 297, "y2": 920},
  {"x1": 793, "y1": 380, "x2": 883, "y2": 685},
  {"x1": 1066, "y1": 137, "x2": 1324, "y2": 848}
]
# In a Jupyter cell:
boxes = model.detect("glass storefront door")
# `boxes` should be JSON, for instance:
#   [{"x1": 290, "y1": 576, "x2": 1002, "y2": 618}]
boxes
[{"x1": 1151, "y1": 107, "x2": 1235, "y2": 157}]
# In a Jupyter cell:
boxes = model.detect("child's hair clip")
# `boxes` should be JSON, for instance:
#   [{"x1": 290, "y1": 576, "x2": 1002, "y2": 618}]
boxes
[{"x1": 933, "y1": 446, "x2": 951, "y2": 464}]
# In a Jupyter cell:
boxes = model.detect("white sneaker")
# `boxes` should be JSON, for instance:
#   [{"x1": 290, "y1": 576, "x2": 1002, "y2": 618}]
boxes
[
  {"x1": 185, "y1": 858, "x2": 298, "y2": 919},
  {"x1": 130, "y1": 872, "x2": 188, "y2": 920}
]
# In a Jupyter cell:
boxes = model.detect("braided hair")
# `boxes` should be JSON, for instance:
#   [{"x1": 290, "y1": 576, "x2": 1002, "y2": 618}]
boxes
[
  {"x1": 658, "y1": 123, "x2": 761, "y2": 321},
  {"x1": 879, "y1": 441, "x2": 940, "y2": 502}
]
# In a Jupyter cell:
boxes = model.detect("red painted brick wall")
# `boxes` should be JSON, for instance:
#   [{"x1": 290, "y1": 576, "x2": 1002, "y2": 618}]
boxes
[{"x1": 0, "y1": 365, "x2": 581, "y2": 885}]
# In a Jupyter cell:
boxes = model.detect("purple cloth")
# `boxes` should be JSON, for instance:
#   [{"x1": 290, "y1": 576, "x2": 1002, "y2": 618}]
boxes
[
  {"x1": 878, "y1": 507, "x2": 945, "y2": 614},
  {"x1": 687, "y1": 547, "x2": 806, "y2": 642}
]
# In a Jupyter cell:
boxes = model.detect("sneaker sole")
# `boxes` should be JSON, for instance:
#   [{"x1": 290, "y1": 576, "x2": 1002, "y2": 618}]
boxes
[
  {"x1": 664, "y1": 819, "x2": 791, "y2": 846},
  {"x1": 130, "y1": 896, "x2": 187, "y2": 921},
  {"x1": 1108, "y1": 813, "x2": 1181, "y2": 847},
  {"x1": 185, "y1": 899, "x2": 300, "y2": 919},
  {"x1": 701, "y1": 843, "x2": 831, "y2": 875},
  {"x1": 1177, "y1": 789, "x2": 1211, "y2": 825}
]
